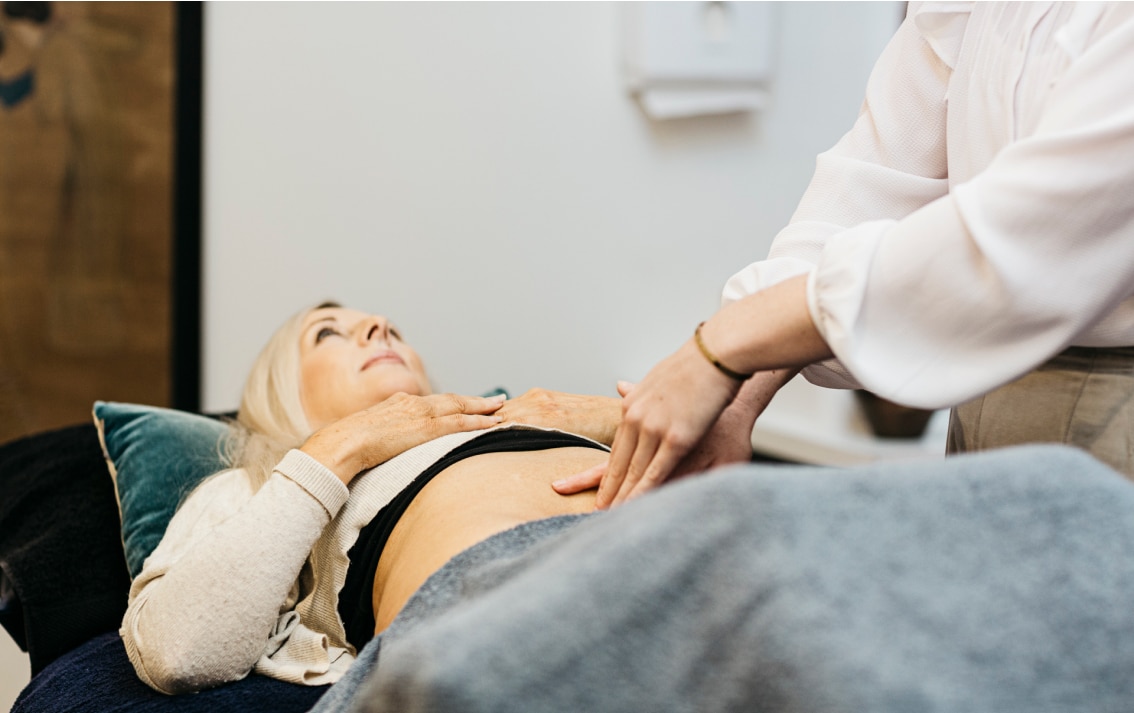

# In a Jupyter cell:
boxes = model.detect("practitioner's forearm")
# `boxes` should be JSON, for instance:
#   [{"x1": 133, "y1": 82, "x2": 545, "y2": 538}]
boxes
[
  {"x1": 728, "y1": 366, "x2": 800, "y2": 427},
  {"x1": 699, "y1": 275, "x2": 832, "y2": 377}
]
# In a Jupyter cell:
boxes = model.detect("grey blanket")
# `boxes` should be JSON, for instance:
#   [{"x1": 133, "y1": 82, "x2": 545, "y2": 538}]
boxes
[{"x1": 315, "y1": 445, "x2": 1134, "y2": 713}]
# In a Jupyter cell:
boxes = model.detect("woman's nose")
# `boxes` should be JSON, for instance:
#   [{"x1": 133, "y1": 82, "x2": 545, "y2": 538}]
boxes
[{"x1": 358, "y1": 316, "x2": 390, "y2": 345}]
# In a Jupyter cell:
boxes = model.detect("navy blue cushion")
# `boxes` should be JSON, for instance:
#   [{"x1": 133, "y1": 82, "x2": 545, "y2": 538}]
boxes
[{"x1": 13, "y1": 631, "x2": 329, "y2": 712}]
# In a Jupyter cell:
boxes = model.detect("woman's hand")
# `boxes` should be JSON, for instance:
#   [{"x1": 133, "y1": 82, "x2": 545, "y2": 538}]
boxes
[
  {"x1": 496, "y1": 388, "x2": 622, "y2": 445},
  {"x1": 301, "y1": 392, "x2": 506, "y2": 484}
]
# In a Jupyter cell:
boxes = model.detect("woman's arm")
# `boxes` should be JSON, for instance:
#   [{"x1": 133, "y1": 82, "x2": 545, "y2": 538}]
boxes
[
  {"x1": 123, "y1": 393, "x2": 507, "y2": 693},
  {"x1": 122, "y1": 452, "x2": 348, "y2": 694}
]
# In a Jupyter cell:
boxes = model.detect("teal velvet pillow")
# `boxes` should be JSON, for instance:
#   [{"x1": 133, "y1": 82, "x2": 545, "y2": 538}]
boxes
[
  {"x1": 93, "y1": 402, "x2": 230, "y2": 579},
  {"x1": 94, "y1": 388, "x2": 510, "y2": 580}
]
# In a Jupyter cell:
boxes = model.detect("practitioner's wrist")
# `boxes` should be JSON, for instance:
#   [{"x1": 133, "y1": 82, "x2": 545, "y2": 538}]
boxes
[{"x1": 694, "y1": 320, "x2": 753, "y2": 382}]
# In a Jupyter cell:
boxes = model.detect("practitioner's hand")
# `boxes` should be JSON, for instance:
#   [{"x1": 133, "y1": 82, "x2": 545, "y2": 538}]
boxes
[
  {"x1": 496, "y1": 388, "x2": 622, "y2": 445},
  {"x1": 556, "y1": 278, "x2": 825, "y2": 505},
  {"x1": 667, "y1": 394, "x2": 759, "y2": 478},
  {"x1": 301, "y1": 392, "x2": 506, "y2": 485},
  {"x1": 552, "y1": 381, "x2": 756, "y2": 496},
  {"x1": 595, "y1": 338, "x2": 741, "y2": 508}
]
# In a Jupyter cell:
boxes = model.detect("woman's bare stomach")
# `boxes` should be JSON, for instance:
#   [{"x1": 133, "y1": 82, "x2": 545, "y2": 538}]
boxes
[{"x1": 371, "y1": 446, "x2": 605, "y2": 632}]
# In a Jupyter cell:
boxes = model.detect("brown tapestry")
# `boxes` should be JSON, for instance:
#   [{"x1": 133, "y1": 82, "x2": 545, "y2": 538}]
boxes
[{"x1": 0, "y1": 1, "x2": 173, "y2": 443}]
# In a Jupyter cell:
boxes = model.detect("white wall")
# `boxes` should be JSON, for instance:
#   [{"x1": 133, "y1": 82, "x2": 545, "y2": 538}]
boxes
[
  {"x1": 0, "y1": 3, "x2": 903, "y2": 706},
  {"x1": 202, "y1": 1, "x2": 903, "y2": 411}
]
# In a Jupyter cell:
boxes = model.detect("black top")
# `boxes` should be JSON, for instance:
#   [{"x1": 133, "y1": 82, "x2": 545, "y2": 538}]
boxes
[{"x1": 338, "y1": 428, "x2": 607, "y2": 650}]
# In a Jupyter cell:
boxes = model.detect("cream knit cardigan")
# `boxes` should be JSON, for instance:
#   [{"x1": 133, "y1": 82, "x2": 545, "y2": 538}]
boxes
[{"x1": 121, "y1": 424, "x2": 587, "y2": 694}]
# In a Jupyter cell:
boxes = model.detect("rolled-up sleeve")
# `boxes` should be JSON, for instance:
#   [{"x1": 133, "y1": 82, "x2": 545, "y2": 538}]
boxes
[
  {"x1": 724, "y1": 5, "x2": 952, "y2": 390},
  {"x1": 727, "y1": 4, "x2": 1134, "y2": 409},
  {"x1": 811, "y1": 8, "x2": 1134, "y2": 409}
]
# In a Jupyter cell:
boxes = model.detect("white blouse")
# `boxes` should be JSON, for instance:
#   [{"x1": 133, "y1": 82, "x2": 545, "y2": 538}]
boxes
[{"x1": 724, "y1": 2, "x2": 1134, "y2": 409}]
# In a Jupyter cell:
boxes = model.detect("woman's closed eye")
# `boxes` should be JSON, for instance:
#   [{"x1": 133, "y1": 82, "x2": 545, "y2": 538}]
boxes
[{"x1": 315, "y1": 326, "x2": 341, "y2": 344}]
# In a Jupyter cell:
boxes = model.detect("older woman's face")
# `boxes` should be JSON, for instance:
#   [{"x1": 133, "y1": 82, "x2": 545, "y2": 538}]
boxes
[{"x1": 299, "y1": 307, "x2": 431, "y2": 429}]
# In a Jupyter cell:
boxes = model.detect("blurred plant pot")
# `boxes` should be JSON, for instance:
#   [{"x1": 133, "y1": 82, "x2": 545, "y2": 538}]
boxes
[{"x1": 854, "y1": 390, "x2": 934, "y2": 439}]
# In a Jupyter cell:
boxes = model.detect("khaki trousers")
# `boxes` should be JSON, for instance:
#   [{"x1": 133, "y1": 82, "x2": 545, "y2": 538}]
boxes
[{"x1": 948, "y1": 346, "x2": 1134, "y2": 479}]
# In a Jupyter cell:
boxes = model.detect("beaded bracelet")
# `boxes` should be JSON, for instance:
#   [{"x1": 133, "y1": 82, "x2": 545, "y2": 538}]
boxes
[{"x1": 693, "y1": 321, "x2": 752, "y2": 381}]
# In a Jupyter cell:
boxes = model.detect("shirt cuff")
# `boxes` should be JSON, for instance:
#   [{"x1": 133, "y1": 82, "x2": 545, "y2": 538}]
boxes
[
  {"x1": 721, "y1": 256, "x2": 816, "y2": 307},
  {"x1": 275, "y1": 449, "x2": 350, "y2": 518}
]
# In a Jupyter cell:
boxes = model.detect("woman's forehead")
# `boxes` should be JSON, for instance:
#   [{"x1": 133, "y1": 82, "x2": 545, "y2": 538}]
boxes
[{"x1": 305, "y1": 306, "x2": 366, "y2": 326}]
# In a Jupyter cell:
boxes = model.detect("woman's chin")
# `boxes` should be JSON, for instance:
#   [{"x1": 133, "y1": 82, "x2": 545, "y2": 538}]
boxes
[{"x1": 372, "y1": 381, "x2": 428, "y2": 402}]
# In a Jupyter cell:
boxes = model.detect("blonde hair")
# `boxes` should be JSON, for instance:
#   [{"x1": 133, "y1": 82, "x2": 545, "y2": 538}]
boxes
[{"x1": 224, "y1": 301, "x2": 339, "y2": 488}]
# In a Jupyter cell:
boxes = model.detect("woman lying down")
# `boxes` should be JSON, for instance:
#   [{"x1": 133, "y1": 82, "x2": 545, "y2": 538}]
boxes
[
  {"x1": 125, "y1": 303, "x2": 1134, "y2": 712},
  {"x1": 122, "y1": 301, "x2": 620, "y2": 693}
]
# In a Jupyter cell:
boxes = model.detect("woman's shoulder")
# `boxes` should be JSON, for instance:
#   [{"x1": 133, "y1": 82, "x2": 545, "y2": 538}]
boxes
[
  {"x1": 132, "y1": 468, "x2": 260, "y2": 590},
  {"x1": 174, "y1": 467, "x2": 259, "y2": 527},
  {"x1": 191, "y1": 466, "x2": 257, "y2": 498}
]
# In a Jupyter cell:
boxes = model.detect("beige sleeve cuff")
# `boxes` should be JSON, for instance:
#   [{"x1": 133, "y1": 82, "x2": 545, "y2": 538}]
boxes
[{"x1": 276, "y1": 449, "x2": 350, "y2": 518}]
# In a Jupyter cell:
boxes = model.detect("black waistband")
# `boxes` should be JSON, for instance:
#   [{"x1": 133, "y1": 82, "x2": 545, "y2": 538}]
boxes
[{"x1": 338, "y1": 428, "x2": 606, "y2": 650}]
